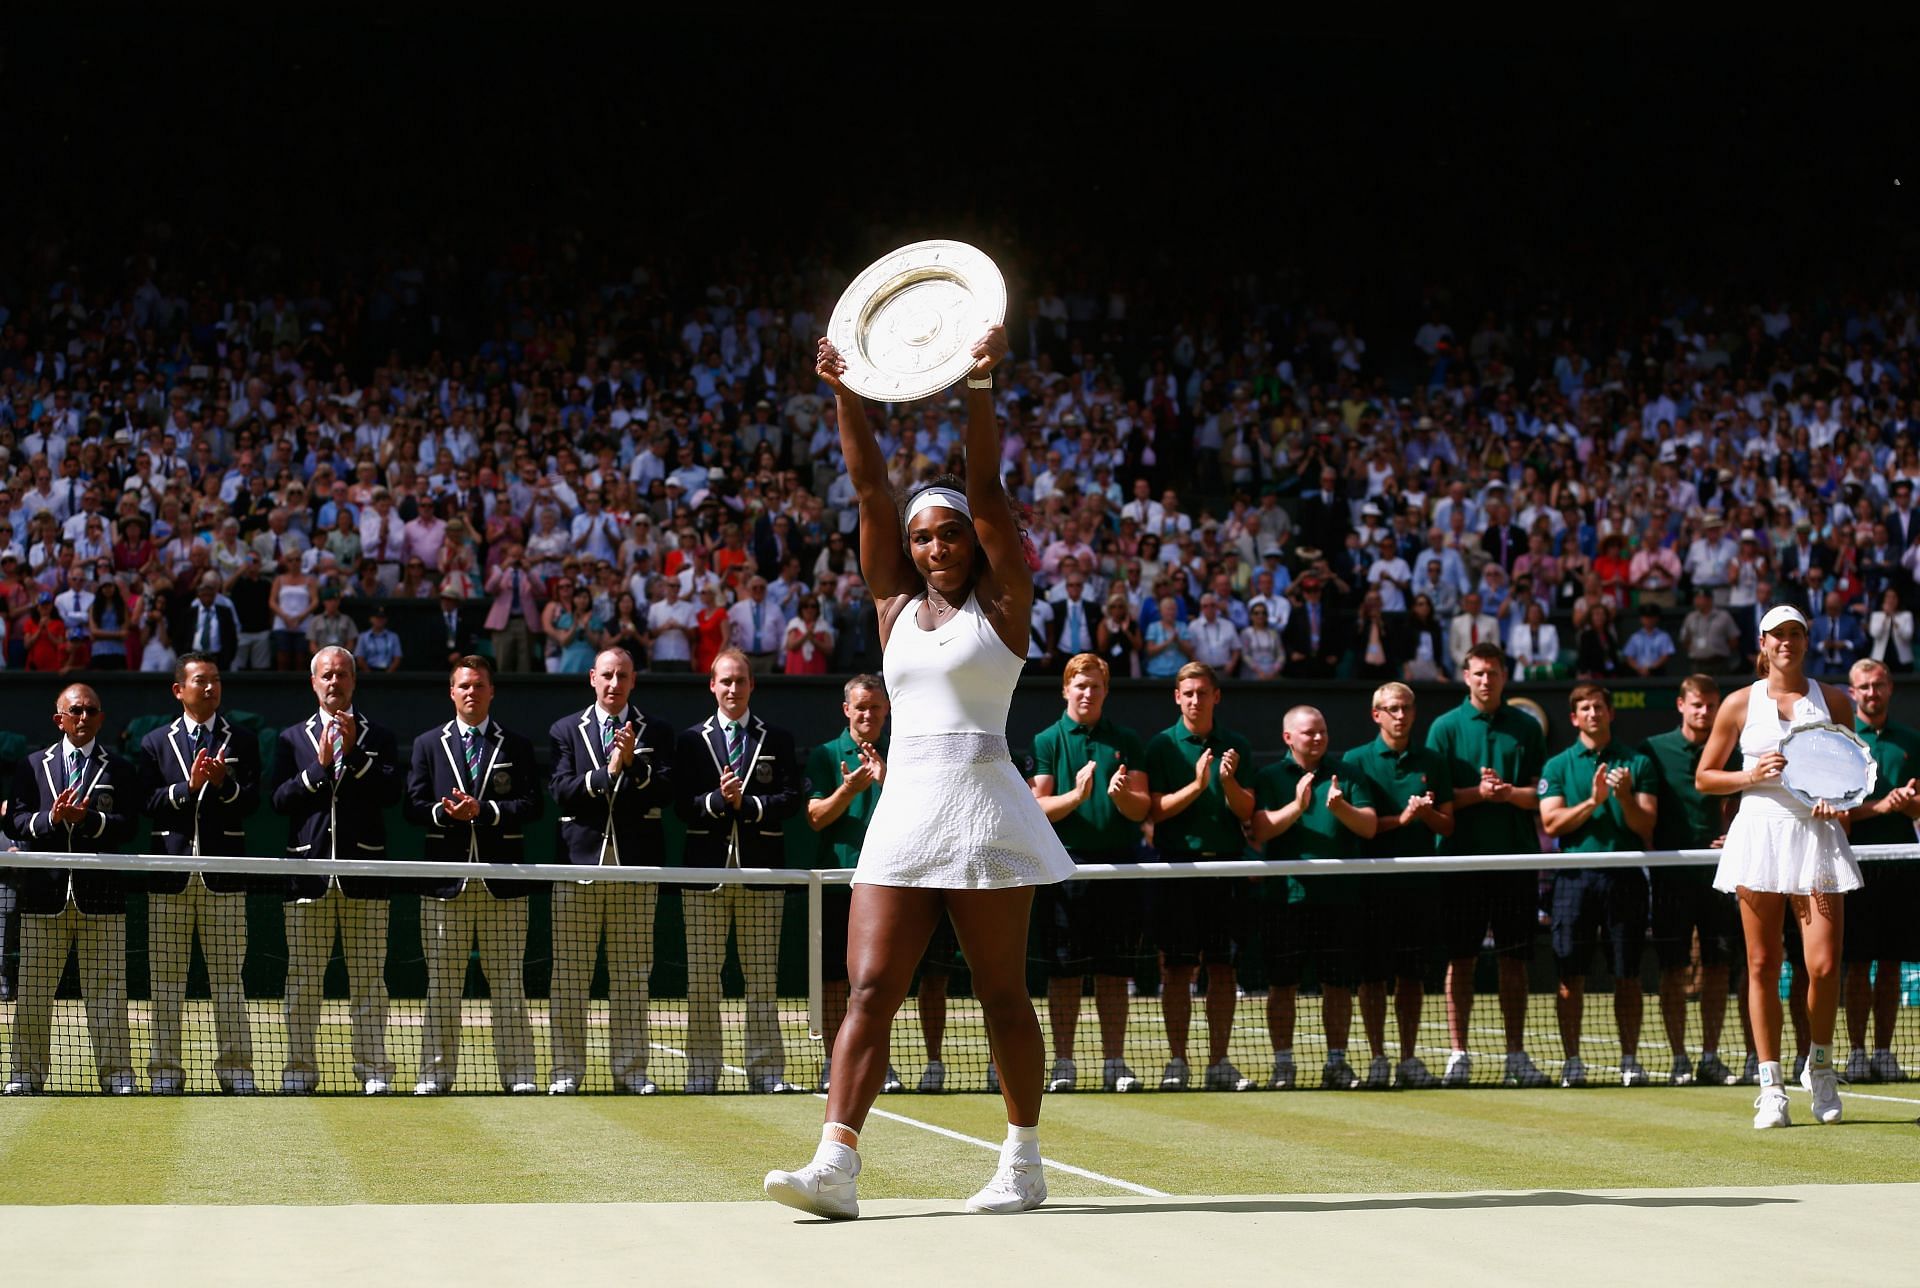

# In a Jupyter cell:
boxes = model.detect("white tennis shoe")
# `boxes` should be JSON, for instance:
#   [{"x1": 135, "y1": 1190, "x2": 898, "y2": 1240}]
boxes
[
  {"x1": 1668, "y1": 1054, "x2": 1694, "y2": 1086},
  {"x1": 1205, "y1": 1059, "x2": 1253, "y2": 1092},
  {"x1": 1752, "y1": 1087, "x2": 1791, "y2": 1129},
  {"x1": 1103, "y1": 1058, "x2": 1141, "y2": 1093},
  {"x1": 1321, "y1": 1055, "x2": 1359, "y2": 1090},
  {"x1": 1159, "y1": 1057, "x2": 1190, "y2": 1091},
  {"x1": 1441, "y1": 1050, "x2": 1472, "y2": 1087},
  {"x1": 965, "y1": 1142, "x2": 1047, "y2": 1214},
  {"x1": 1047, "y1": 1058, "x2": 1077, "y2": 1093},
  {"x1": 547, "y1": 1076, "x2": 578, "y2": 1095},
  {"x1": 765, "y1": 1156, "x2": 860, "y2": 1221},
  {"x1": 1800, "y1": 1062, "x2": 1843, "y2": 1125},
  {"x1": 1619, "y1": 1055, "x2": 1650, "y2": 1087},
  {"x1": 363, "y1": 1078, "x2": 390, "y2": 1096},
  {"x1": 1694, "y1": 1053, "x2": 1736, "y2": 1086},
  {"x1": 1559, "y1": 1057, "x2": 1587, "y2": 1088},
  {"x1": 880, "y1": 1065, "x2": 904, "y2": 1094},
  {"x1": 1505, "y1": 1052, "x2": 1550, "y2": 1088}
]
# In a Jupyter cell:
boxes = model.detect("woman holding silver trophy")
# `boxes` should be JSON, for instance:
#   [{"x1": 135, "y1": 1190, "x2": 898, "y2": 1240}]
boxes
[
  {"x1": 1696, "y1": 604, "x2": 1880, "y2": 1130},
  {"x1": 766, "y1": 243, "x2": 1074, "y2": 1220}
]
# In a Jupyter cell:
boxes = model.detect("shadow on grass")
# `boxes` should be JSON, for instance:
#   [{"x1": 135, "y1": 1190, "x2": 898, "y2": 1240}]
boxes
[{"x1": 811, "y1": 1190, "x2": 1799, "y2": 1223}]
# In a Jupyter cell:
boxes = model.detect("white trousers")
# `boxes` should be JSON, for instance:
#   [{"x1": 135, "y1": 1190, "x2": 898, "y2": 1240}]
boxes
[
  {"x1": 419, "y1": 885, "x2": 533, "y2": 1088},
  {"x1": 548, "y1": 879, "x2": 658, "y2": 1085},
  {"x1": 683, "y1": 885, "x2": 784, "y2": 1083},
  {"x1": 232, "y1": 631, "x2": 271, "y2": 670},
  {"x1": 148, "y1": 874, "x2": 253, "y2": 1087},
  {"x1": 10, "y1": 902, "x2": 131, "y2": 1090},
  {"x1": 283, "y1": 886, "x2": 392, "y2": 1086}
]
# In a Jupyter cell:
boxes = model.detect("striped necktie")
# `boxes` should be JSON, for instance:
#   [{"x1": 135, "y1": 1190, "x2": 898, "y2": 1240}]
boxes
[
  {"x1": 328, "y1": 719, "x2": 345, "y2": 780},
  {"x1": 726, "y1": 721, "x2": 745, "y2": 774},
  {"x1": 463, "y1": 727, "x2": 484, "y2": 788},
  {"x1": 67, "y1": 748, "x2": 83, "y2": 791},
  {"x1": 603, "y1": 714, "x2": 618, "y2": 754}
]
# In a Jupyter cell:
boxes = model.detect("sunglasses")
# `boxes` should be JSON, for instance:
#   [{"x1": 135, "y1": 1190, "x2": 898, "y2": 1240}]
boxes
[{"x1": 63, "y1": 705, "x2": 101, "y2": 718}]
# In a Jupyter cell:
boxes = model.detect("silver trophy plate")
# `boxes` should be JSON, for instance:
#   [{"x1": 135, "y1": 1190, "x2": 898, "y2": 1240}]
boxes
[
  {"x1": 827, "y1": 240, "x2": 1006, "y2": 403},
  {"x1": 1778, "y1": 721, "x2": 1876, "y2": 810}
]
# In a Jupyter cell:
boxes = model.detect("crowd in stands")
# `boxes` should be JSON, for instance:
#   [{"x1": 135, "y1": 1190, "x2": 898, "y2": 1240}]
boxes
[{"x1": 7, "y1": 235, "x2": 1920, "y2": 688}]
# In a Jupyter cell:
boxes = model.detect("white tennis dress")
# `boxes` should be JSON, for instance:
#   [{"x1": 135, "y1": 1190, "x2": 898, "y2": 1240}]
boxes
[
  {"x1": 1714, "y1": 679, "x2": 1864, "y2": 895},
  {"x1": 854, "y1": 592, "x2": 1075, "y2": 889}
]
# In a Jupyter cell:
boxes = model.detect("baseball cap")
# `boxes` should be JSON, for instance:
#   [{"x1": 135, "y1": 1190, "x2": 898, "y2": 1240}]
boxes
[{"x1": 1758, "y1": 604, "x2": 1809, "y2": 634}]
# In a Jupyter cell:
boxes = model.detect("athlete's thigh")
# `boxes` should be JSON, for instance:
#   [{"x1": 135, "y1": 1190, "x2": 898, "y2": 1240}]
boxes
[
  {"x1": 943, "y1": 886, "x2": 1037, "y2": 990},
  {"x1": 847, "y1": 884, "x2": 945, "y2": 998}
]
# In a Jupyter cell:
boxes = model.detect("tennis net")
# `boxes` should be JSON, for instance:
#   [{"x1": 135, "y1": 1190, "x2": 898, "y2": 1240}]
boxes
[{"x1": 1, "y1": 846, "x2": 1915, "y2": 1093}]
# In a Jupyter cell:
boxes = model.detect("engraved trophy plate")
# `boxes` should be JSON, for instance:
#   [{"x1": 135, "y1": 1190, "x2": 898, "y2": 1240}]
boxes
[
  {"x1": 1779, "y1": 721, "x2": 1876, "y2": 810},
  {"x1": 827, "y1": 240, "x2": 1006, "y2": 403}
]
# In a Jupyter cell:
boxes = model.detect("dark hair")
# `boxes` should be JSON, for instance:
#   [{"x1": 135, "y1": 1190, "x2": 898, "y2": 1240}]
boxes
[
  {"x1": 1568, "y1": 682, "x2": 1611, "y2": 712},
  {"x1": 451, "y1": 654, "x2": 494, "y2": 679},
  {"x1": 1463, "y1": 641, "x2": 1507, "y2": 670},
  {"x1": 173, "y1": 650, "x2": 219, "y2": 684}
]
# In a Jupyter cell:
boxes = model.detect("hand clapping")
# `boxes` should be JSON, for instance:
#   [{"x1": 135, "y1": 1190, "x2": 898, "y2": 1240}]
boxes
[{"x1": 440, "y1": 789, "x2": 481, "y2": 822}]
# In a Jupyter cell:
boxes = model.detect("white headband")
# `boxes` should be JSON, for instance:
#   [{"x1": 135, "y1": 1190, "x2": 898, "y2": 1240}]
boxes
[{"x1": 906, "y1": 486, "x2": 971, "y2": 524}]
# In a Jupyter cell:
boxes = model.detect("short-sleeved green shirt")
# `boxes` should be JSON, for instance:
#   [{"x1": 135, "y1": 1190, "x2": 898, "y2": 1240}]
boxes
[
  {"x1": 1030, "y1": 712, "x2": 1147, "y2": 857},
  {"x1": 1641, "y1": 726, "x2": 1738, "y2": 885},
  {"x1": 1254, "y1": 753, "x2": 1375, "y2": 903},
  {"x1": 1341, "y1": 736, "x2": 1455, "y2": 858},
  {"x1": 1537, "y1": 737, "x2": 1655, "y2": 854},
  {"x1": 805, "y1": 729, "x2": 887, "y2": 869},
  {"x1": 1853, "y1": 718, "x2": 1920, "y2": 846},
  {"x1": 1144, "y1": 719, "x2": 1253, "y2": 856},
  {"x1": 1425, "y1": 696, "x2": 1546, "y2": 856}
]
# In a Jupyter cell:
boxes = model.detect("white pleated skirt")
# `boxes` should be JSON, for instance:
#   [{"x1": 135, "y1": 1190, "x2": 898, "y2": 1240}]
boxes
[
  {"x1": 855, "y1": 733, "x2": 1076, "y2": 890},
  {"x1": 1714, "y1": 788, "x2": 1863, "y2": 895}
]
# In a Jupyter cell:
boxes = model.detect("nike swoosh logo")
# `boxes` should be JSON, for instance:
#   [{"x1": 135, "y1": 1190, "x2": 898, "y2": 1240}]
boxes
[{"x1": 937, "y1": 634, "x2": 956, "y2": 645}]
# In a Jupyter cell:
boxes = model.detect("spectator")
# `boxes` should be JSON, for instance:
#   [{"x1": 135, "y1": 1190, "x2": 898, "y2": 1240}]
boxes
[
  {"x1": 1868, "y1": 588, "x2": 1914, "y2": 671},
  {"x1": 268, "y1": 556, "x2": 317, "y2": 672},
  {"x1": 1186, "y1": 593, "x2": 1239, "y2": 674},
  {"x1": 782, "y1": 594, "x2": 834, "y2": 676},
  {"x1": 1097, "y1": 592, "x2": 1143, "y2": 678},
  {"x1": 1624, "y1": 605, "x2": 1676, "y2": 677},
  {"x1": 1392, "y1": 592, "x2": 1449, "y2": 682},
  {"x1": 1239, "y1": 600, "x2": 1283, "y2": 680},
  {"x1": 1508, "y1": 599, "x2": 1562, "y2": 681},
  {"x1": 645, "y1": 577, "x2": 697, "y2": 673},
  {"x1": 1809, "y1": 589, "x2": 1865, "y2": 679},
  {"x1": 357, "y1": 605, "x2": 403, "y2": 673},
  {"x1": 1630, "y1": 535, "x2": 1682, "y2": 611},
  {"x1": 544, "y1": 584, "x2": 602, "y2": 675},
  {"x1": 304, "y1": 585, "x2": 359, "y2": 658},
  {"x1": 1282, "y1": 575, "x2": 1343, "y2": 678},
  {"x1": 1446, "y1": 591, "x2": 1500, "y2": 675},
  {"x1": 1142, "y1": 594, "x2": 1190, "y2": 679},
  {"x1": 1577, "y1": 602, "x2": 1624, "y2": 679},
  {"x1": 1351, "y1": 591, "x2": 1392, "y2": 680},
  {"x1": 1680, "y1": 588, "x2": 1742, "y2": 673}
]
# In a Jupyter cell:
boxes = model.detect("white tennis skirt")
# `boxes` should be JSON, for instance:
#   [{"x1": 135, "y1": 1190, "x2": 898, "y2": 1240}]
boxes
[
  {"x1": 1713, "y1": 788, "x2": 1863, "y2": 896},
  {"x1": 855, "y1": 733, "x2": 1076, "y2": 890}
]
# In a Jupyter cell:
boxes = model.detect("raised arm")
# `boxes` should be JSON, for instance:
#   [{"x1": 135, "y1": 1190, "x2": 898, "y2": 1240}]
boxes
[
  {"x1": 960, "y1": 327, "x2": 1030, "y2": 629},
  {"x1": 818, "y1": 338, "x2": 913, "y2": 597}
]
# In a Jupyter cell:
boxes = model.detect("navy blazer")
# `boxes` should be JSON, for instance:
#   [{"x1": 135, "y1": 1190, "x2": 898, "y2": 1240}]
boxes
[
  {"x1": 6, "y1": 743, "x2": 137, "y2": 915},
  {"x1": 548, "y1": 704, "x2": 672, "y2": 867},
  {"x1": 1809, "y1": 611, "x2": 1867, "y2": 676},
  {"x1": 404, "y1": 719, "x2": 543, "y2": 899},
  {"x1": 138, "y1": 714, "x2": 264, "y2": 894},
  {"x1": 268, "y1": 710, "x2": 404, "y2": 900},
  {"x1": 671, "y1": 713, "x2": 802, "y2": 870}
]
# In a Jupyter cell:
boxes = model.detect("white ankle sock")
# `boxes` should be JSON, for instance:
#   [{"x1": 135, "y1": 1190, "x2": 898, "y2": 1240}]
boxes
[
  {"x1": 814, "y1": 1123, "x2": 860, "y2": 1176},
  {"x1": 1006, "y1": 1123, "x2": 1039, "y2": 1146},
  {"x1": 1809, "y1": 1043, "x2": 1832, "y2": 1071},
  {"x1": 1758, "y1": 1060, "x2": 1783, "y2": 1089}
]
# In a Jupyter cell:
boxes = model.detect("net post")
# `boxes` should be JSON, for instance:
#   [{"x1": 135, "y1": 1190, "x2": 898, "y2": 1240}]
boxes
[{"x1": 807, "y1": 869, "x2": 825, "y2": 1041}]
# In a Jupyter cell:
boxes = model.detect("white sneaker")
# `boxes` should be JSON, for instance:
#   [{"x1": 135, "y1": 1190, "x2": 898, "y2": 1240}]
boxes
[
  {"x1": 1046, "y1": 1057, "x2": 1077, "y2": 1093},
  {"x1": 363, "y1": 1078, "x2": 390, "y2": 1096},
  {"x1": 412, "y1": 1080, "x2": 445, "y2": 1096},
  {"x1": 1103, "y1": 1058, "x2": 1141, "y2": 1092},
  {"x1": 1870, "y1": 1050, "x2": 1905, "y2": 1082},
  {"x1": 1205, "y1": 1059, "x2": 1253, "y2": 1092},
  {"x1": 1844, "y1": 1049, "x2": 1872, "y2": 1082},
  {"x1": 1741, "y1": 1053, "x2": 1759, "y2": 1085},
  {"x1": 765, "y1": 1155, "x2": 860, "y2": 1221},
  {"x1": 1160, "y1": 1057, "x2": 1190, "y2": 1091},
  {"x1": 2, "y1": 1080, "x2": 33, "y2": 1095},
  {"x1": 509, "y1": 1081, "x2": 539, "y2": 1094},
  {"x1": 1364, "y1": 1055, "x2": 1392, "y2": 1089},
  {"x1": 1559, "y1": 1057, "x2": 1588, "y2": 1088},
  {"x1": 107, "y1": 1075, "x2": 138, "y2": 1095},
  {"x1": 1695, "y1": 1053, "x2": 1736, "y2": 1086},
  {"x1": 1506, "y1": 1052, "x2": 1550, "y2": 1088},
  {"x1": 1396, "y1": 1057, "x2": 1437, "y2": 1089},
  {"x1": 619, "y1": 1076, "x2": 657, "y2": 1096},
  {"x1": 1668, "y1": 1054, "x2": 1694, "y2": 1086},
  {"x1": 752, "y1": 1076, "x2": 798, "y2": 1094},
  {"x1": 1801, "y1": 1062, "x2": 1843, "y2": 1125},
  {"x1": 880, "y1": 1066, "x2": 904, "y2": 1094},
  {"x1": 917, "y1": 1059, "x2": 947, "y2": 1093},
  {"x1": 1321, "y1": 1055, "x2": 1359, "y2": 1090},
  {"x1": 964, "y1": 1143, "x2": 1047, "y2": 1215},
  {"x1": 1442, "y1": 1050, "x2": 1472, "y2": 1087},
  {"x1": 548, "y1": 1076, "x2": 579, "y2": 1095},
  {"x1": 1619, "y1": 1055, "x2": 1650, "y2": 1087},
  {"x1": 685, "y1": 1075, "x2": 718, "y2": 1095},
  {"x1": 1752, "y1": 1087, "x2": 1791, "y2": 1129},
  {"x1": 1267, "y1": 1054, "x2": 1297, "y2": 1090}
]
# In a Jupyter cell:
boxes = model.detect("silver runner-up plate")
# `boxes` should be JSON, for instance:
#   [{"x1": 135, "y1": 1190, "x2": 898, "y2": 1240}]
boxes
[
  {"x1": 1778, "y1": 721, "x2": 1876, "y2": 810},
  {"x1": 827, "y1": 240, "x2": 1006, "y2": 403}
]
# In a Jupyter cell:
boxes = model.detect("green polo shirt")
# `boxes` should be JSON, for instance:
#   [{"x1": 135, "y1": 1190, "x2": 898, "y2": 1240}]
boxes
[
  {"x1": 1342, "y1": 736, "x2": 1455, "y2": 859},
  {"x1": 805, "y1": 729, "x2": 888, "y2": 869},
  {"x1": 1641, "y1": 727, "x2": 1738, "y2": 885},
  {"x1": 1144, "y1": 719, "x2": 1253, "y2": 856},
  {"x1": 1254, "y1": 753, "x2": 1376, "y2": 903},
  {"x1": 1031, "y1": 712, "x2": 1147, "y2": 857},
  {"x1": 1537, "y1": 737, "x2": 1655, "y2": 855},
  {"x1": 1853, "y1": 718, "x2": 1920, "y2": 847},
  {"x1": 1426, "y1": 696, "x2": 1546, "y2": 856}
]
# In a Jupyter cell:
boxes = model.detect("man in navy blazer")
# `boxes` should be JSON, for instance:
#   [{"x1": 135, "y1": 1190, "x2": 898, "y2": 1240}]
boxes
[
  {"x1": 404, "y1": 655, "x2": 543, "y2": 1094},
  {"x1": 137, "y1": 652, "x2": 262, "y2": 1094},
  {"x1": 5, "y1": 682, "x2": 138, "y2": 1094},
  {"x1": 672, "y1": 648, "x2": 803, "y2": 1093},
  {"x1": 547, "y1": 645, "x2": 673, "y2": 1094},
  {"x1": 269, "y1": 644, "x2": 405, "y2": 1094},
  {"x1": 1809, "y1": 590, "x2": 1867, "y2": 679}
]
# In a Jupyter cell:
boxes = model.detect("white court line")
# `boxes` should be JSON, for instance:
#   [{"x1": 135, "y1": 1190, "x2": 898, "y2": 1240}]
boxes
[{"x1": 646, "y1": 1041, "x2": 1168, "y2": 1198}]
